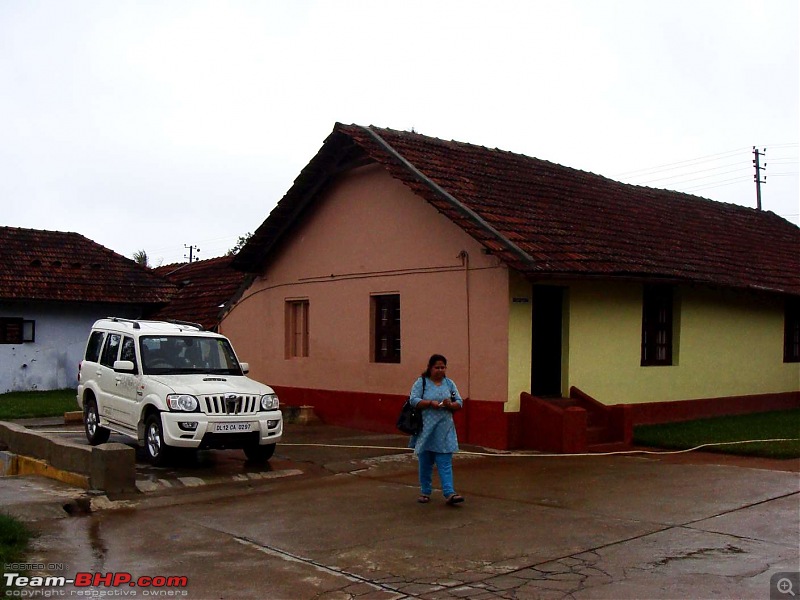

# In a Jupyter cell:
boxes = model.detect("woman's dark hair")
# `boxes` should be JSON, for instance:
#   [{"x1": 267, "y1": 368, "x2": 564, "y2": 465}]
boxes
[{"x1": 422, "y1": 354, "x2": 447, "y2": 378}]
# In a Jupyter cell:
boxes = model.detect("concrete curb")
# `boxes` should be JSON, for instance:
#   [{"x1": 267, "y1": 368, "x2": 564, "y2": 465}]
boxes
[
  {"x1": 282, "y1": 405, "x2": 320, "y2": 425},
  {"x1": 0, "y1": 421, "x2": 136, "y2": 494},
  {"x1": 64, "y1": 411, "x2": 83, "y2": 424}
]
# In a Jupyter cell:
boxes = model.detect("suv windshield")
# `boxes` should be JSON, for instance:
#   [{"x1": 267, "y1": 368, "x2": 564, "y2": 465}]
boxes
[{"x1": 140, "y1": 335, "x2": 243, "y2": 376}]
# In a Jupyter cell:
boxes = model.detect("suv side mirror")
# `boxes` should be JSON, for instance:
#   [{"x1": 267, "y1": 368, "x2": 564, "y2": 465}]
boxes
[
  {"x1": 239, "y1": 362, "x2": 250, "y2": 374},
  {"x1": 113, "y1": 360, "x2": 136, "y2": 373}
]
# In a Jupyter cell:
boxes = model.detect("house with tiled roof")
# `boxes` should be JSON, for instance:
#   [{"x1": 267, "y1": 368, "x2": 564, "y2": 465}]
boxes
[
  {"x1": 149, "y1": 255, "x2": 249, "y2": 331},
  {"x1": 223, "y1": 123, "x2": 800, "y2": 451},
  {"x1": 0, "y1": 226, "x2": 176, "y2": 392}
]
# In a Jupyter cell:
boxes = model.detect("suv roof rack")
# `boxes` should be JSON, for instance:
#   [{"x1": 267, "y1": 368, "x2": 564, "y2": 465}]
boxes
[
  {"x1": 107, "y1": 317, "x2": 141, "y2": 329},
  {"x1": 164, "y1": 319, "x2": 205, "y2": 331},
  {"x1": 104, "y1": 317, "x2": 204, "y2": 331}
]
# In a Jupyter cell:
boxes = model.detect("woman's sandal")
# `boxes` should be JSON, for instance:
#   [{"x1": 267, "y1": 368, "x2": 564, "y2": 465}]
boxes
[
  {"x1": 446, "y1": 494, "x2": 465, "y2": 505},
  {"x1": 417, "y1": 495, "x2": 430, "y2": 504}
]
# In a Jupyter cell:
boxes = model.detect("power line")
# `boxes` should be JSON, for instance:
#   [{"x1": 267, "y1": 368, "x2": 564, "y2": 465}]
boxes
[
  {"x1": 676, "y1": 176, "x2": 752, "y2": 193},
  {"x1": 638, "y1": 165, "x2": 750, "y2": 186},
  {"x1": 614, "y1": 147, "x2": 750, "y2": 179},
  {"x1": 616, "y1": 144, "x2": 797, "y2": 186}
]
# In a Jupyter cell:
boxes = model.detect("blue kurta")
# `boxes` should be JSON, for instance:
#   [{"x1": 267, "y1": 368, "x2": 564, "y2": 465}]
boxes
[{"x1": 408, "y1": 376, "x2": 463, "y2": 454}]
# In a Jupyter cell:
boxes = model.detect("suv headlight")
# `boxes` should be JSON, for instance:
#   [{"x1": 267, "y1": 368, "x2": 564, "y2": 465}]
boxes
[
  {"x1": 260, "y1": 394, "x2": 279, "y2": 411},
  {"x1": 167, "y1": 394, "x2": 199, "y2": 412}
]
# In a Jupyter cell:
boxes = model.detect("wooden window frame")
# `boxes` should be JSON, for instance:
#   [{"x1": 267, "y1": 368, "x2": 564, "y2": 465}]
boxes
[
  {"x1": 372, "y1": 294, "x2": 401, "y2": 364},
  {"x1": 0, "y1": 318, "x2": 35, "y2": 344},
  {"x1": 785, "y1": 298, "x2": 800, "y2": 363},
  {"x1": 641, "y1": 285, "x2": 673, "y2": 366},
  {"x1": 285, "y1": 299, "x2": 309, "y2": 359}
]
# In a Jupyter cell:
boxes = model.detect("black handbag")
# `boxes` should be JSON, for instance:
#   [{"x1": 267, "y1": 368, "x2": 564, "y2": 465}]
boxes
[{"x1": 396, "y1": 377, "x2": 425, "y2": 435}]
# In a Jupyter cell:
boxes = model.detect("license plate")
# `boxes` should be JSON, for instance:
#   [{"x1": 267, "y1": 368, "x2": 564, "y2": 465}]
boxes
[{"x1": 212, "y1": 422, "x2": 253, "y2": 433}]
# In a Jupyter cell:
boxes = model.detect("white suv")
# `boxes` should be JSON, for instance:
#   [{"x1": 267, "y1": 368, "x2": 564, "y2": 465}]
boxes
[{"x1": 76, "y1": 318, "x2": 282, "y2": 466}]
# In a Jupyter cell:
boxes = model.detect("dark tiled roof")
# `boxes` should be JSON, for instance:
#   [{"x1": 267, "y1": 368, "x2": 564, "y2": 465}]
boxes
[
  {"x1": 150, "y1": 255, "x2": 249, "y2": 330},
  {"x1": 0, "y1": 226, "x2": 175, "y2": 304},
  {"x1": 234, "y1": 123, "x2": 800, "y2": 296}
]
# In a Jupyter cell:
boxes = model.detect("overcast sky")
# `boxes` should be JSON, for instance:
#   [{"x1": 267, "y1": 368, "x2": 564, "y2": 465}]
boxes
[{"x1": 2, "y1": 0, "x2": 798, "y2": 266}]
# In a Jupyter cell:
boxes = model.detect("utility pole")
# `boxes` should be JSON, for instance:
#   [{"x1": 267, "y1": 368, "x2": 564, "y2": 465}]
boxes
[
  {"x1": 753, "y1": 146, "x2": 766, "y2": 210},
  {"x1": 184, "y1": 244, "x2": 200, "y2": 263}
]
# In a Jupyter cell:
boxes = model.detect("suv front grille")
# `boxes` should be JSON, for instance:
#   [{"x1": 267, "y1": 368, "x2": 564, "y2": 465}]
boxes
[{"x1": 202, "y1": 394, "x2": 259, "y2": 415}]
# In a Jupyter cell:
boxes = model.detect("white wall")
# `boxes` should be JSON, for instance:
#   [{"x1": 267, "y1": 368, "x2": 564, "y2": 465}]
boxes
[{"x1": 0, "y1": 302, "x2": 140, "y2": 393}]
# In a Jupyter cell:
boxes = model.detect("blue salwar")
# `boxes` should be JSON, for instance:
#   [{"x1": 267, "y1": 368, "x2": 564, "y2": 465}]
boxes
[{"x1": 408, "y1": 376, "x2": 463, "y2": 498}]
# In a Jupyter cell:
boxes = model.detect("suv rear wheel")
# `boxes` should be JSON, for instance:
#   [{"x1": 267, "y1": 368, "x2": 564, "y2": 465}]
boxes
[
  {"x1": 84, "y1": 397, "x2": 110, "y2": 445},
  {"x1": 244, "y1": 443, "x2": 276, "y2": 463},
  {"x1": 144, "y1": 414, "x2": 171, "y2": 466}
]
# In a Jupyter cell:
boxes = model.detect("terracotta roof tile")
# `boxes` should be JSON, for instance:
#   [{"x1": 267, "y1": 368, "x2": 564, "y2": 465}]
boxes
[
  {"x1": 150, "y1": 255, "x2": 248, "y2": 330},
  {"x1": 234, "y1": 124, "x2": 799, "y2": 297},
  {"x1": 0, "y1": 226, "x2": 176, "y2": 304}
]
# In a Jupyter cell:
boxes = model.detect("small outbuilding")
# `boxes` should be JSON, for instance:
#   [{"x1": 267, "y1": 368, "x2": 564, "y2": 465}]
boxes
[{"x1": 0, "y1": 226, "x2": 175, "y2": 392}]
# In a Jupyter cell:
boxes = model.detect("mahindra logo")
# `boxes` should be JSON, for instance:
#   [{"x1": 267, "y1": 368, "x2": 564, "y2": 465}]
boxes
[{"x1": 225, "y1": 394, "x2": 240, "y2": 414}]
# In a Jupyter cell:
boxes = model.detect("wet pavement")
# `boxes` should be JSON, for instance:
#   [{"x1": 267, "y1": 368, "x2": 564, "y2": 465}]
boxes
[{"x1": 0, "y1": 422, "x2": 798, "y2": 599}]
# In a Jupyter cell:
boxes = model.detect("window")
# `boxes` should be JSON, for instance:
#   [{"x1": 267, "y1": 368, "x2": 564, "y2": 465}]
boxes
[
  {"x1": 373, "y1": 294, "x2": 401, "y2": 363},
  {"x1": 100, "y1": 334, "x2": 121, "y2": 368},
  {"x1": 22, "y1": 320, "x2": 35, "y2": 342},
  {"x1": 85, "y1": 331, "x2": 105, "y2": 361},
  {"x1": 785, "y1": 298, "x2": 800, "y2": 363},
  {"x1": 285, "y1": 300, "x2": 309, "y2": 358},
  {"x1": 0, "y1": 318, "x2": 35, "y2": 344},
  {"x1": 120, "y1": 336, "x2": 136, "y2": 362},
  {"x1": 641, "y1": 285, "x2": 673, "y2": 366},
  {"x1": 140, "y1": 336, "x2": 241, "y2": 375},
  {"x1": 120, "y1": 336, "x2": 138, "y2": 373}
]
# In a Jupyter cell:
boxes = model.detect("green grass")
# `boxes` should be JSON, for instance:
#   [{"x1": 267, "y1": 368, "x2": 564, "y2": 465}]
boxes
[
  {"x1": 0, "y1": 513, "x2": 34, "y2": 595},
  {"x1": 0, "y1": 389, "x2": 77, "y2": 420},
  {"x1": 634, "y1": 409, "x2": 800, "y2": 459}
]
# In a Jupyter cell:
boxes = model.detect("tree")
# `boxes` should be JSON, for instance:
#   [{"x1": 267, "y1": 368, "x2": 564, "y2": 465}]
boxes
[
  {"x1": 227, "y1": 233, "x2": 253, "y2": 256},
  {"x1": 132, "y1": 250, "x2": 150, "y2": 267}
]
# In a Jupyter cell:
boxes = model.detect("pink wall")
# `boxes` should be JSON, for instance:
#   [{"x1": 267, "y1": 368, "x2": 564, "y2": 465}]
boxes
[{"x1": 222, "y1": 164, "x2": 511, "y2": 405}]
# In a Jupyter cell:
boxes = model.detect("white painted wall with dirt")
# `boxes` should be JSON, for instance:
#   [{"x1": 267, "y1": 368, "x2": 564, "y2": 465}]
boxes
[{"x1": 0, "y1": 302, "x2": 140, "y2": 393}]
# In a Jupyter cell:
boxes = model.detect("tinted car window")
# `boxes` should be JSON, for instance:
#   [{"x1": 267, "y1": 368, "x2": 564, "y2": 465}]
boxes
[
  {"x1": 85, "y1": 331, "x2": 105, "y2": 362},
  {"x1": 120, "y1": 336, "x2": 138, "y2": 373},
  {"x1": 140, "y1": 335, "x2": 242, "y2": 375},
  {"x1": 99, "y1": 334, "x2": 121, "y2": 368}
]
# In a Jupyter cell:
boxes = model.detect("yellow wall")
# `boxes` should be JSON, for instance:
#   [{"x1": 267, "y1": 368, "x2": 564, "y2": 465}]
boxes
[
  {"x1": 505, "y1": 277, "x2": 799, "y2": 407},
  {"x1": 565, "y1": 281, "x2": 799, "y2": 404}
]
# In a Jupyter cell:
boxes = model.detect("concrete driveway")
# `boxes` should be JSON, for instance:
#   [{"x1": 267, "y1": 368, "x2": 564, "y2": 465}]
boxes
[{"x1": 1, "y1": 423, "x2": 798, "y2": 599}]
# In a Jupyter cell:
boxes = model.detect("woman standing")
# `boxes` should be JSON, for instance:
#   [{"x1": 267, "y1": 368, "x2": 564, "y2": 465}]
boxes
[{"x1": 408, "y1": 354, "x2": 465, "y2": 505}]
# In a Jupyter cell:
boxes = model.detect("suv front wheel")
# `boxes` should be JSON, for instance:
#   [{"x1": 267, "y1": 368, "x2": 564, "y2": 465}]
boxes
[
  {"x1": 84, "y1": 397, "x2": 110, "y2": 445},
  {"x1": 144, "y1": 414, "x2": 171, "y2": 466},
  {"x1": 244, "y1": 443, "x2": 276, "y2": 463}
]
